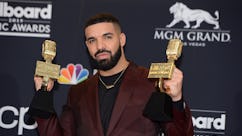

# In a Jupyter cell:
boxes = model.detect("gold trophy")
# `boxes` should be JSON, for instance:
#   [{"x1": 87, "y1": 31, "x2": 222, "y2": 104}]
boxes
[
  {"x1": 29, "y1": 40, "x2": 60, "y2": 114},
  {"x1": 35, "y1": 40, "x2": 60, "y2": 90},
  {"x1": 143, "y1": 39, "x2": 183, "y2": 122},
  {"x1": 148, "y1": 39, "x2": 182, "y2": 89}
]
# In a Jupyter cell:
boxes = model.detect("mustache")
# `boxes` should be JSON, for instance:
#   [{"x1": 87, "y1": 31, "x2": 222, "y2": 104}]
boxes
[{"x1": 94, "y1": 49, "x2": 111, "y2": 57}]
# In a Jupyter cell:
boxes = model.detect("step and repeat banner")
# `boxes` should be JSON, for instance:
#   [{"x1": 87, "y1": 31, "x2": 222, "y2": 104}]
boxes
[{"x1": 0, "y1": 0, "x2": 241, "y2": 135}]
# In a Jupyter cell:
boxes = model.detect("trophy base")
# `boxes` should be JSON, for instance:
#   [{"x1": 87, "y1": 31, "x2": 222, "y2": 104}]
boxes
[{"x1": 143, "y1": 91, "x2": 173, "y2": 122}]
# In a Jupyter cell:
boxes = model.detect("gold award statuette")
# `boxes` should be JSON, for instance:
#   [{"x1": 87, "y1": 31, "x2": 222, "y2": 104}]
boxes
[
  {"x1": 148, "y1": 39, "x2": 183, "y2": 90},
  {"x1": 35, "y1": 40, "x2": 60, "y2": 90},
  {"x1": 143, "y1": 39, "x2": 183, "y2": 122}
]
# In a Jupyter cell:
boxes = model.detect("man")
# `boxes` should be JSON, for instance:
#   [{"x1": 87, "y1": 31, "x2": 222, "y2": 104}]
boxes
[{"x1": 29, "y1": 13, "x2": 194, "y2": 136}]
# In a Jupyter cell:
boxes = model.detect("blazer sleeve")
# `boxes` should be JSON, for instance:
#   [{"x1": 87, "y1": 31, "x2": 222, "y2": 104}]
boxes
[
  {"x1": 163, "y1": 103, "x2": 194, "y2": 136},
  {"x1": 34, "y1": 93, "x2": 77, "y2": 136}
]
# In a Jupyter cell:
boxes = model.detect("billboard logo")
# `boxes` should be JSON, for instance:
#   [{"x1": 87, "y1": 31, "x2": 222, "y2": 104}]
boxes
[
  {"x1": 166, "y1": 2, "x2": 219, "y2": 29},
  {"x1": 154, "y1": 2, "x2": 231, "y2": 47},
  {"x1": 0, "y1": 2, "x2": 52, "y2": 19},
  {"x1": 191, "y1": 109, "x2": 226, "y2": 135},
  {"x1": 0, "y1": 1, "x2": 52, "y2": 38},
  {"x1": 58, "y1": 63, "x2": 89, "y2": 85}
]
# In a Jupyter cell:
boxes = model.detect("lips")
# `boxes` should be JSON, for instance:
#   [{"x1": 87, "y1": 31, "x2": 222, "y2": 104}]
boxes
[
  {"x1": 96, "y1": 52, "x2": 110, "y2": 60},
  {"x1": 94, "y1": 49, "x2": 112, "y2": 61}
]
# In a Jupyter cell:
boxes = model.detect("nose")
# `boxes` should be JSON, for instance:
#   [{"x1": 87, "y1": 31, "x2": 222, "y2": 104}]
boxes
[{"x1": 96, "y1": 38, "x2": 105, "y2": 50}]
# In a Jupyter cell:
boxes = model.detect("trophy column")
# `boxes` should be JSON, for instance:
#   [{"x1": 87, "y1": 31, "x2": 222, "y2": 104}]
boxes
[{"x1": 143, "y1": 39, "x2": 183, "y2": 122}]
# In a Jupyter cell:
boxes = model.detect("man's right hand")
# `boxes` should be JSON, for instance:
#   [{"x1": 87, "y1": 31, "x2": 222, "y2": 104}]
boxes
[{"x1": 34, "y1": 76, "x2": 54, "y2": 91}]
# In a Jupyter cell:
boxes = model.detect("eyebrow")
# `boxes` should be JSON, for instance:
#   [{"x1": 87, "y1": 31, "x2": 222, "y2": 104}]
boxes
[
  {"x1": 86, "y1": 36, "x2": 95, "y2": 41},
  {"x1": 86, "y1": 32, "x2": 114, "y2": 41},
  {"x1": 103, "y1": 32, "x2": 113, "y2": 37}
]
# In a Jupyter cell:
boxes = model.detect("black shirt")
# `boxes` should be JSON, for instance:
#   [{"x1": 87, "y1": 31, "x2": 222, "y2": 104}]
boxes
[{"x1": 98, "y1": 71, "x2": 124, "y2": 136}]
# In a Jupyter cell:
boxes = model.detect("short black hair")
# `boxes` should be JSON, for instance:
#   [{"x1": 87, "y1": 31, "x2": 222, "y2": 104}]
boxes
[{"x1": 84, "y1": 13, "x2": 122, "y2": 32}]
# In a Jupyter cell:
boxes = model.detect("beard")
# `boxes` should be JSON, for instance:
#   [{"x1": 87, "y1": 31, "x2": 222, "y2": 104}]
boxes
[{"x1": 89, "y1": 45, "x2": 121, "y2": 71}]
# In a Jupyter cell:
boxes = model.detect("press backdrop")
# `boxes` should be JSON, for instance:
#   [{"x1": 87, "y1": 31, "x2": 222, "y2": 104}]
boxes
[{"x1": 0, "y1": 0, "x2": 242, "y2": 135}]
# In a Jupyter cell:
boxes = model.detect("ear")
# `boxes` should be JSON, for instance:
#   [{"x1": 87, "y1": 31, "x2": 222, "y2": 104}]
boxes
[
  {"x1": 85, "y1": 40, "x2": 89, "y2": 47},
  {"x1": 85, "y1": 40, "x2": 88, "y2": 45},
  {"x1": 120, "y1": 33, "x2": 126, "y2": 47}
]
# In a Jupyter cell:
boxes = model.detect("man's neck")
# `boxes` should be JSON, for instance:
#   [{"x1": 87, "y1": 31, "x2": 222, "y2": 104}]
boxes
[{"x1": 99, "y1": 59, "x2": 129, "y2": 77}]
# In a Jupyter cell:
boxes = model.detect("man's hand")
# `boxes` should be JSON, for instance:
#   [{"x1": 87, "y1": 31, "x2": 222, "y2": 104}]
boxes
[
  {"x1": 163, "y1": 67, "x2": 183, "y2": 102},
  {"x1": 34, "y1": 76, "x2": 54, "y2": 91}
]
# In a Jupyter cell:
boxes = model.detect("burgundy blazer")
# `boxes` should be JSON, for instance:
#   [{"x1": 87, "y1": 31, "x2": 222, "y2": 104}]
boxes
[{"x1": 35, "y1": 62, "x2": 194, "y2": 136}]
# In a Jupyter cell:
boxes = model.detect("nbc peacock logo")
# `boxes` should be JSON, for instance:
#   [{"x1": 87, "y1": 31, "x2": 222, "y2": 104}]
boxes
[{"x1": 58, "y1": 64, "x2": 89, "y2": 85}]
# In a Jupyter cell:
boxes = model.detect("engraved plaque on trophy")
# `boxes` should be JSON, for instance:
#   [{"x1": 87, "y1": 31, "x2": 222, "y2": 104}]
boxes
[
  {"x1": 35, "y1": 40, "x2": 60, "y2": 91},
  {"x1": 143, "y1": 39, "x2": 183, "y2": 122}
]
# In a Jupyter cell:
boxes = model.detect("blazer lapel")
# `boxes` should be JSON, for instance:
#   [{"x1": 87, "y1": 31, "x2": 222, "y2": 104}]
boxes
[
  {"x1": 106, "y1": 65, "x2": 136, "y2": 136},
  {"x1": 86, "y1": 75, "x2": 104, "y2": 136}
]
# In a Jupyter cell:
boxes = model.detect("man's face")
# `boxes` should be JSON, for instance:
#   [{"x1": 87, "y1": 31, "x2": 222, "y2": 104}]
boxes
[{"x1": 85, "y1": 22, "x2": 125, "y2": 70}]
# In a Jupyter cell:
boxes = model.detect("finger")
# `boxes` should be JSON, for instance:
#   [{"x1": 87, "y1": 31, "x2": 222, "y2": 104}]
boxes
[
  {"x1": 163, "y1": 82, "x2": 172, "y2": 93},
  {"x1": 34, "y1": 76, "x2": 43, "y2": 91},
  {"x1": 172, "y1": 67, "x2": 183, "y2": 79},
  {"x1": 165, "y1": 86, "x2": 171, "y2": 94},
  {"x1": 46, "y1": 79, "x2": 54, "y2": 91}
]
